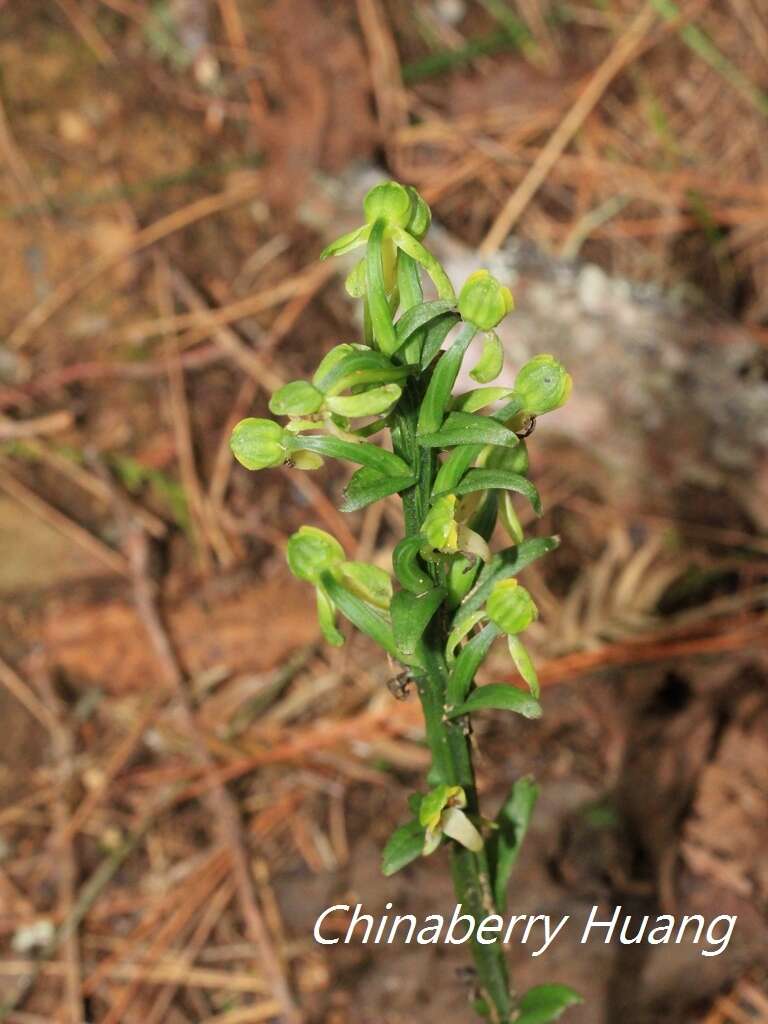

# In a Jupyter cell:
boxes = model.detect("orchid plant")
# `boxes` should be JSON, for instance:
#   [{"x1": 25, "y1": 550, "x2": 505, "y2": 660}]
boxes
[{"x1": 231, "y1": 182, "x2": 579, "y2": 1022}]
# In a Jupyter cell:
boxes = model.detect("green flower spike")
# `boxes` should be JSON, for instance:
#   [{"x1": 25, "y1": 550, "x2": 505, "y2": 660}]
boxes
[
  {"x1": 458, "y1": 270, "x2": 514, "y2": 331},
  {"x1": 230, "y1": 417, "x2": 288, "y2": 471},
  {"x1": 514, "y1": 354, "x2": 572, "y2": 415}
]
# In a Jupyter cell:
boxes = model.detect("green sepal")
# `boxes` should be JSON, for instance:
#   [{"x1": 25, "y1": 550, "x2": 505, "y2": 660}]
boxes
[
  {"x1": 470, "y1": 330, "x2": 504, "y2": 383},
  {"x1": 390, "y1": 227, "x2": 456, "y2": 302},
  {"x1": 230, "y1": 418, "x2": 287, "y2": 471},
  {"x1": 421, "y1": 494, "x2": 459, "y2": 553},
  {"x1": 366, "y1": 219, "x2": 398, "y2": 355},
  {"x1": 487, "y1": 776, "x2": 539, "y2": 912},
  {"x1": 452, "y1": 387, "x2": 515, "y2": 414},
  {"x1": 390, "y1": 587, "x2": 446, "y2": 659},
  {"x1": 445, "y1": 683, "x2": 542, "y2": 720},
  {"x1": 419, "y1": 784, "x2": 463, "y2": 829},
  {"x1": 458, "y1": 269, "x2": 513, "y2": 330},
  {"x1": 515, "y1": 985, "x2": 583, "y2": 1024},
  {"x1": 486, "y1": 579, "x2": 538, "y2": 635},
  {"x1": 338, "y1": 561, "x2": 393, "y2": 610},
  {"x1": 364, "y1": 181, "x2": 413, "y2": 228},
  {"x1": 418, "y1": 411, "x2": 520, "y2": 449},
  {"x1": 417, "y1": 323, "x2": 477, "y2": 435},
  {"x1": 381, "y1": 818, "x2": 426, "y2": 876},
  {"x1": 269, "y1": 380, "x2": 325, "y2": 417},
  {"x1": 341, "y1": 467, "x2": 417, "y2": 513},
  {"x1": 320, "y1": 571, "x2": 398, "y2": 658},
  {"x1": 325, "y1": 383, "x2": 402, "y2": 418},
  {"x1": 312, "y1": 343, "x2": 367, "y2": 388},
  {"x1": 452, "y1": 538, "x2": 559, "y2": 635},
  {"x1": 320, "y1": 223, "x2": 370, "y2": 260},
  {"x1": 446, "y1": 622, "x2": 501, "y2": 706},
  {"x1": 514, "y1": 355, "x2": 572, "y2": 416},
  {"x1": 446, "y1": 554, "x2": 481, "y2": 609},
  {"x1": 394, "y1": 299, "x2": 456, "y2": 352},
  {"x1": 288, "y1": 434, "x2": 411, "y2": 477},
  {"x1": 441, "y1": 468, "x2": 541, "y2": 516},
  {"x1": 507, "y1": 634, "x2": 539, "y2": 697},
  {"x1": 392, "y1": 535, "x2": 433, "y2": 594}
]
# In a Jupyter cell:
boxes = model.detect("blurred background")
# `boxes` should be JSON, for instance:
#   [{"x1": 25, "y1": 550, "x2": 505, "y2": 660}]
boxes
[{"x1": 1, "y1": 1, "x2": 767, "y2": 1022}]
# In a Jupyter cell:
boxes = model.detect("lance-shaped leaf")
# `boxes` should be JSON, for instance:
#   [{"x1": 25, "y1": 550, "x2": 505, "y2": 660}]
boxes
[
  {"x1": 341, "y1": 467, "x2": 416, "y2": 513},
  {"x1": 392, "y1": 535, "x2": 433, "y2": 595},
  {"x1": 394, "y1": 299, "x2": 456, "y2": 351},
  {"x1": 419, "y1": 411, "x2": 521, "y2": 450},
  {"x1": 515, "y1": 985, "x2": 583, "y2": 1024},
  {"x1": 432, "y1": 443, "x2": 483, "y2": 496},
  {"x1": 452, "y1": 537, "x2": 559, "y2": 635},
  {"x1": 390, "y1": 227, "x2": 456, "y2": 302},
  {"x1": 417, "y1": 323, "x2": 477, "y2": 435},
  {"x1": 382, "y1": 818, "x2": 426, "y2": 876},
  {"x1": 315, "y1": 350, "x2": 410, "y2": 396},
  {"x1": 446, "y1": 622, "x2": 500, "y2": 706},
  {"x1": 445, "y1": 609, "x2": 486, "y2": 663},
  {"x1": 420, "y1": 312, "x2": 461, "y2": 369},
  {"x1": 391, "y1": 587, "x2": 446, "y2": 659},
  {"x1": 321, "y1": 571, "x2": 398, "y2": 657},
  {"x1": 320, "y1": 223, "x2": 371, "y2": 260},
  {"x1": 445, "y1": 683, "x2": 542, "y2": 720},
  {"x1": 452, "y1": 386, "x2": 516, "y2": 415},
  {"x1": 366, "y1": 219, "x2": 398, "y2": 355},
  {"x1": 288, "y1": 434, "x2": 411, "y2": 477},
  {"x1": 445, "y1": 468, "x2": 542, "y2": 515},
  {"x1": 325, "y1": 382, "x2": 402, "y2": 418},
  {"x1": 487, "y1": 777, "x2": 539, "y2": 912}
]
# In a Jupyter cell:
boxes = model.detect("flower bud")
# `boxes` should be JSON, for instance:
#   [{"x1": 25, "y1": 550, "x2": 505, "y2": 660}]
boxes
[
  {"x1": 486, "y1": 579, "x2": 538, "y2": 635},
  {"x1": 405, "y1": 186, "x2": 431, "y2": 239},
  {"x1": 422, "y1": 495, "x2": 459, "y2": 553},
  {"x1": 513, "y1": 355, "x2": 572, "y2": 415},
  {"x1": 364, "y1": 181, "x2": 413, "y2": 228},
  {"x1": 230, "y1": 417, "x2": 287, "y2": 471},
  {"x1": 458, "y1": 270, "x2": 514, "y2": 330},
  {"x1": 470, "y1": 330, "x2": 504, "y2": 383},
  {"x1": 286, "y1": 526, "x2": 345, "y2": 584},
  {"x1": 324, "y1": 382, "x2": 402, "y2": 418},
  {"x1": 269, "y1": 380, "x2": 324, "y2": 417}
]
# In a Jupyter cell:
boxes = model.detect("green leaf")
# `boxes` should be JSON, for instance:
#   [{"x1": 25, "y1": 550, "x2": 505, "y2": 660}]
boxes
[
  {"x1": 416, "y1": 323, "x2": 477, "y2": 435},
  {"x1": 341, "y1": 467, "x2": 416, "y2": 512},
  {"x1": 396, "y1": 253, "x2": 426, "y2": 363},
  {"x1": 320, "y1": 223, "x2": 371, "y2": 260},
  {"x1": 418, "y1": 412, "x2": 520, "y2": 449},
  {"x1": 420, "y1": 312, "x2": 461, "y2": 369},
  {"x1": 432, "y1": 443, "x2": 483, "y2": 495},
  {"x1": 381, "y1": 818, "x2": 426, "y2": 876},
  {"x1": 394, "y1": 300, "x2": 455, "y2": 350},
  {"x1": 315, "y1": 350, "x2": 409, "y2": 396},
  {"x1": 321, "y1": 571, "x2": 398, "y2": 657},
  {"x1": 390, "y1": 587, "x2": 446, "y2": 658},
  {"x1": 452, "y1": 538, "x2": 559, "y2": 635},
  {"x1": 392, "y1": 535, "x2": 432, "y2": 594},
  {"x1": 515, "y1": 985, "x2": 583, "y2": 1024},
  {"x1": 443, "y1": 468, "x2": 541, "y2": 515},
  {"x1": 289, "y1": 434, "x2": 411, "y2": 477},
  {"x1": 325, "y1": 383, "x2": 402, "y2": 417},
  {"x1": 507, "y1": 634, "x2": 539, "y2": 698},
  {"x1": 488, "y1": 776, "x2": 539, "y2": 911},
  {"x1": 390, "y1": 227, "x2": 456, "y2": 302},
  {"x1": 366, "y1": 219, "x2": 398, "y2": 355},
  {"x1": 445, "y1": 683, "x2": 542, "y2": 720},
  {"x1": 446, "y1": 622, "x2": 500, "y2": 705}
]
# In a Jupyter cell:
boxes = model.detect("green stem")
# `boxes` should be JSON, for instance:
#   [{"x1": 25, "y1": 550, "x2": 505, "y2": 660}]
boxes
[{"x1": 392, "y1": 379, "x2": 513, "y2": 1024}]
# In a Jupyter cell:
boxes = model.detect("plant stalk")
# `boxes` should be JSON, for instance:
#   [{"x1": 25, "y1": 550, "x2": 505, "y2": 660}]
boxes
[{"x1": 393, "y1": 383, "x2": 514, "y2": 1024}]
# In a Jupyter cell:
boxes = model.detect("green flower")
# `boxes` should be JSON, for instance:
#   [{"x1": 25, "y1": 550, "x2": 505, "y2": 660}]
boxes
[
  {"x1": 419, "y1": 785, "x2": 482, "y2": 855},
  {"x1": 286, "y1": 526, "x2": 345, "y2": 584},
  {"x1": 422, "y1": 495, "x2": 459, "y2": 553},
  {"x1": 486, "y1": 579, "x2": 538, "y2": 635},
  {"x1": 269, "y1": 380, "x2": 324, "y2": 417},
  {"x1": 514, "y1": 355, "x2": 572, "y2": 415},
  {"x1": 458, "y1": 270, "x2": 514, "y2": 330},
  {"x1": 230, "y1": 418, "x2": 287, "y2": 471}
]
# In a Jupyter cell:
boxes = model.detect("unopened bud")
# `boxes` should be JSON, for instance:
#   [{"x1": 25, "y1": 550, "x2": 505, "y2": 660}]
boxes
[
  {"x1": 364, "y1": 181, "x2": 413, "y2": 228},
  {"x1": 486, "y1": 579, "x2": 538, "y2": 635},
  {"x1": 230, "y1": 418, "x2": 287, "y2": 471},
  {"x1": 458, "y1": 270, "x2": 513, "y2": 330},
  {"x1": 513, "y1": 354, "x2": 571, "y2": 415},
  {"x1": 287, "y1": 526, "x2": 345, "y2": 584}
]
